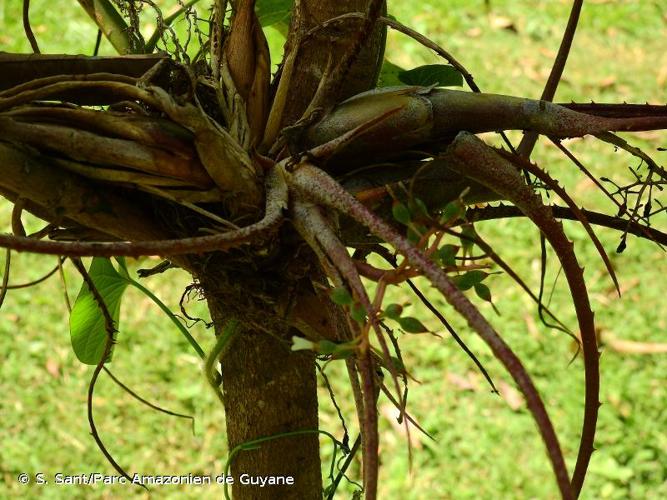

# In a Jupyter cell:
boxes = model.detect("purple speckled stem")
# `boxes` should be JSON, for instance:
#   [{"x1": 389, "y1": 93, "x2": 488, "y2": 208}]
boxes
[
  {"x1": 445, "y1": 133, "x2": 599, "y2": 497},
  {"x1": 290, "y1": 162, "x2": 574, "y2": 499}
]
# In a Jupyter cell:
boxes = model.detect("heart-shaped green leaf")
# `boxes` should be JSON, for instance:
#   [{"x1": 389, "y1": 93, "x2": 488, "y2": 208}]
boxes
[
  {"x1": 452, "y1": 270, "x2": 489, "y2": 291},
  {"x1": 330, "y1": 286, "x2": 353, "y2": 306},
  {"x1": 384, "y1": 303, "x2": 404, "y2": 320},
  {"x1": 70, "y1": 258, "x2": 128, "y2": 365}
]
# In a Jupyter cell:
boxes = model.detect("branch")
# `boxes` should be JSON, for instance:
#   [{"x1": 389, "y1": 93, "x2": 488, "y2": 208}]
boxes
[
  {"x1": 518, "y1": 0, "x2": 584, "y2": 158},
  {"x1": 306, "y1": 87, "x2": 667, "y2": 169},
  {"x1": 466, "y1": 205, "x2": 667, "y2": 247},
  {"x1": 445, "y1": 133, "x2": 598, "y2": 496}
]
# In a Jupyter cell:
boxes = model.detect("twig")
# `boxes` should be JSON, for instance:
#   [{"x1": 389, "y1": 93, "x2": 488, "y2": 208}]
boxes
[
  {"x1": 22, "y1": 0, "x2": 41, "y2": 54},
  {"x1": 497, "y1": 148, "x2": 620, "y2": 295},
  {"x1": 102, "y1": 367, "x2": 196, "y2": 435},
  {"x1": 58, "y1": 258, "x2": 72, "y2": 313},
  {"x1": 326, "y1": 434, "x2": 361, "y2": 500},
  {"x1": 518, "y1": 0, "x2": 583, "y2": 158},
  {"x1": 465, "y1": 205, "x2": 667, "y2": 247},
  {"x1": 4, "y1": 262, "x2": 59, "y2": 290}
]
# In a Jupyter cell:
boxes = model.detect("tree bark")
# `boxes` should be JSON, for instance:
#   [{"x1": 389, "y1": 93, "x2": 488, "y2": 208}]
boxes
[
  {"x1": 194, "y1": 252, "x2": 325, "y2": 500},
  {"x1": 280, "y1": 0, "x2": 386, "y2": 126},
  {"x1": 206, "y1": 296, "x2": 322, "y2": 499}
]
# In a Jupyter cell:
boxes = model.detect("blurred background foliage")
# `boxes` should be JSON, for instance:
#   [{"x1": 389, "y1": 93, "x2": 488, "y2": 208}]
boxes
[{"x1": 0, "y1": 0, "x2": 665, "y2": 498}]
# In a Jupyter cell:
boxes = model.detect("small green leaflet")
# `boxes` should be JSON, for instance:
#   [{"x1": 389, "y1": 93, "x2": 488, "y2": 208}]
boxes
[
  {"x1": 435, "y1": 244, "x2": 459, "y2": 267},
  {"x1": 392, "y1": 201, "x2": 412, "y2": 225},
  {"x1": 379, "y1": 61, "x2": 464, "y2": 88},
  {"x1": 398, "y1": 316, "x2": 429, "y2": 334},
  {"x1": 70, "y1": 258, "x2": 128, "y2": 365},
  {"x1": 350, "y1": 303, "x2": 367, "y2": 324},
  {"x1": 409, "y1": 197, "x2": 430, "y2": 220},
  {"x1": 440, "y1": 200, "x2": 466, "y2": 224},
  {"x1": 460, "y1": 225, "x2": 477, "y2": 253},
  {"x1": 330, "y1": 286, "x2": 353, "y2": 306},
  {"x1": 256, "y1": 0, "x2": 292, "y2": 26},
  {"x1": 452, "y1": 270, "x2": 489, "y2": 291},
  {"x1": 398, "y1": 64, "x2": 463, "y2": 87},
  {"x1": 384, "y1": 303, "x2": 404, "y2": 320},
  {"x1": 474, "y1": 283, "x2": 493, "y2": 302}
]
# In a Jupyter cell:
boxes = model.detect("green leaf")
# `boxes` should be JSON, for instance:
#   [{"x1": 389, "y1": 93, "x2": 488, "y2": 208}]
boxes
[
  {"x1": 350, "y1": 303, "x2": 367, "y2": 324},
  {"x1": 452, "y1": 270, "x2": 488, "y2": 291},
  {"x1": 435, "y1": 244, "x2": 459, "y2": 267},
  {"x1": 330, "y1": 286, "x2": 353, "y2": 306},
  {"x1": 398, "y1": 316, "x2": 429, "y2": 334},
  {"x1": 407, "y1": 223, "x2": 426, "y2": 244},
  {"x1": 291, "y1": 336, "x2": 316, "y2": 351},
  {"x1": 384, "y1": 303, "x2": 403, "y2": 320},
  {"x1": 256, "y1": 0, "x2": 293, "y2": 26},
  {"x1": 377, "y1": 60, "x2": 405, "y2": 87},
  {"x1": 392, "y1": 201, "x2": 412, "y2": 225},
  {"x1": 460, "y1": 225, "x2": 477, "y2": 253},
  {"x1": 410, "y1": 197, "x2": 431, "y2": 220},
  {"x1": 474, "y1": 283, "x2": 493, "y2": 302},
  {"x1": 389, "y1": 355, "x2": 405, "y2": 372},
  {"x1": 398, "y1": 64, "x2": 463, "y2": 87},
  {"x1": 70, "y1": 258, "x2": 129, "y2": 365},
  {"x1": 440, "y1": 200, "x2": 465, "y2": 224},
  {"x1": 76, "y1": 0, "x2": 139, "y2": 54}
]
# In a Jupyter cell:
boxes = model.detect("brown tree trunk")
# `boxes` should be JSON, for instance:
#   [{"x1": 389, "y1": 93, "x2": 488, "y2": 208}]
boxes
[{"x1": 205, "y1": 290, "x2": 322, "y2": 499}]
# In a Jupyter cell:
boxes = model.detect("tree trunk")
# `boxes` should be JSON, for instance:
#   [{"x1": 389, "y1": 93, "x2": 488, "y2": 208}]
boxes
[
  {"x1": 192, "y1": 248, "x2": 326, "y2": 500},
  {"x1": 206, "y1": 289, "x2": 322, "y2": 499}
]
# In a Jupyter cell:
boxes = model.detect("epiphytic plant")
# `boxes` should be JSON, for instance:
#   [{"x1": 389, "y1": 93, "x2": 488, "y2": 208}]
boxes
[{"x1": 1, "y1": 1, "x2": 665, "y2": 499}]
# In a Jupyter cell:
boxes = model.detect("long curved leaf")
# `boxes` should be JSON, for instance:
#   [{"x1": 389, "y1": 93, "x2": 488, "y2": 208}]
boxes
[{"x1": 76, "y1": 0, "x2": 139, "y2": 54}]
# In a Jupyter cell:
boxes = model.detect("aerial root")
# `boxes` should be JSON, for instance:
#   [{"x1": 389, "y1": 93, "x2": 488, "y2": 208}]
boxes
[
  {"x1": 0, "y1": 164, "x2": 288, "y2": 257},
  {"x1": 445, "y1": 133, "x2": 599, "y2": 496},
  {"x1": 288, "y1": 160, "x2": 574, "y2": 499}
]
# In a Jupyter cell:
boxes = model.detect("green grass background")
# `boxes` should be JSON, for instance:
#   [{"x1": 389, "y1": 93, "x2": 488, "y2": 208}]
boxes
[{"x1": 0, "y1": 1, "x2": 665, "y2": 498}]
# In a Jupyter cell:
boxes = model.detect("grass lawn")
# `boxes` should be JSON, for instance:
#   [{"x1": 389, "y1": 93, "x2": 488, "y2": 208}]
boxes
[{"x1": 1, "y1": 1, "x2": 665, "y2": 498}]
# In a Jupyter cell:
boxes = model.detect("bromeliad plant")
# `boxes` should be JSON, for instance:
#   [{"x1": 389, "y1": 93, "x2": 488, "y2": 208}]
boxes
[{"x1": 1, "y1": 1, "x2": 666, "y2": 499}]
